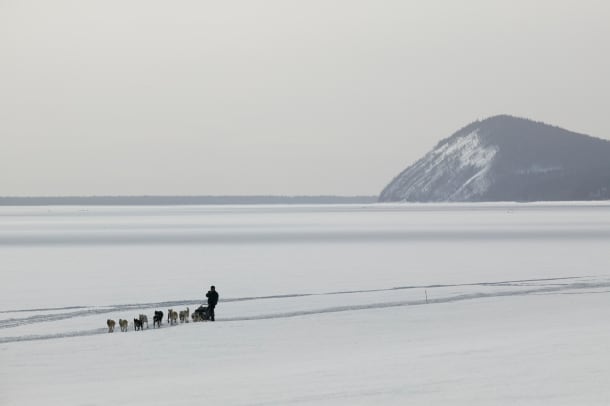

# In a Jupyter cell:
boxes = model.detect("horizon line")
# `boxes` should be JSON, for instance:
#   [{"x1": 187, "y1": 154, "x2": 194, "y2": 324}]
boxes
[{"x1": 0, "y1": 195, "x2": 379, "y2": 206}]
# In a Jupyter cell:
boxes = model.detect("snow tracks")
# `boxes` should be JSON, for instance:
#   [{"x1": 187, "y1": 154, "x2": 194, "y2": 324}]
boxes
[{"x1": 1, "y1": 276, "x2": 609, "y2": 344}]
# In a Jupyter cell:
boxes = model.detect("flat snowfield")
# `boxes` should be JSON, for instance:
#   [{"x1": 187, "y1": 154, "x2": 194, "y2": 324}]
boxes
[{"x1": 1, "y1": 203, "x2": 610, "y2": 405}]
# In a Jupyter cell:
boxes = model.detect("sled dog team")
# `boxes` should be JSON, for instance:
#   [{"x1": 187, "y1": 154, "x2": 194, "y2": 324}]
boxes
[
  {"x1": 106, "y1": 307, "x2": 192, "y2": 333},
  {"x1": 106, "y1": 286, "x2": 219, "y2": 333}
]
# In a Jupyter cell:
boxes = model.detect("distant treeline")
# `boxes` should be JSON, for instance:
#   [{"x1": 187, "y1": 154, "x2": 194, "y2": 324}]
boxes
[{"x1": 0, "y1": 195, "x2": 378, "y2": 206}]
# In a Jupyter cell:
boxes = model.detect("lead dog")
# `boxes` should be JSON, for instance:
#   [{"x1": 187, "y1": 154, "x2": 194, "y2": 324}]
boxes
[
  {"x1": 118, "y1": 319, "x2": 128, "y2": 332},
  {"x1": 107, "y1": 319, "x2": 116, "y2": 333}
]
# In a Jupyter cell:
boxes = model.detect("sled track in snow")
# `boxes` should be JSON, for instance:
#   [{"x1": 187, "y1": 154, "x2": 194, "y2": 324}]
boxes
[
  {"x1": 0, "y1": 300, "x2": 205, "y2": 329},
  {"x1": 1, "y1": 276, "x2": 608, "y2": 344},
  {"x1": 222, "y1": 279, "x2": 610, "y2": 322},
  {"x1": 0, "y1": 276, "x2": 586, "y2": 329}
]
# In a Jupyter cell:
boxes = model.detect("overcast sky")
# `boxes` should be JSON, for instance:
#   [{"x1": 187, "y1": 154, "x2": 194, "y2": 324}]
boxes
[{"x1": 1, "y1": 0, "x2": 609, "y2": 196}]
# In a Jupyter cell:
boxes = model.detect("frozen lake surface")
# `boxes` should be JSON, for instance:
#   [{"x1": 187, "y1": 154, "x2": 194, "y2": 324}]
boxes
[{"x1": 1, "y1": 203, "x2": 610, "y2": 405}]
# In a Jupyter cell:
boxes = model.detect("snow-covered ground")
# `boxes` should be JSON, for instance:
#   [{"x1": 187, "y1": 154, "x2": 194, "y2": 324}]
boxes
[{"x1": 1, "y1": 203, "x2": 610, "y2": 405}]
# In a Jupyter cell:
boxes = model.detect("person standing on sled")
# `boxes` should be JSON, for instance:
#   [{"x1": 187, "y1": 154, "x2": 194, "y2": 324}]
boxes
[{"x1": 206, "y1": 285, "x2": 219, "y2": 321}]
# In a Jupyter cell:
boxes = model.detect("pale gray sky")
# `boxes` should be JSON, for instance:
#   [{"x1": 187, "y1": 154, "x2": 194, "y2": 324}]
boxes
[{"x1": 1, "y1": 0, "x2": 609, "y2": 196}]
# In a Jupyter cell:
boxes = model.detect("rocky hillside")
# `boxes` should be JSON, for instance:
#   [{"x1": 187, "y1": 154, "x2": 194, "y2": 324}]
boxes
[{"x1": 379, "y1": 115, "x2": 610, "y2": 202}]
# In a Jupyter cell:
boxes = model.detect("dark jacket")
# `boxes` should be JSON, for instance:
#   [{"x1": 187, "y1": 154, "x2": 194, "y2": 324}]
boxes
[{"x1": 206, "y1": 290, "x2": 219, "y2": 306}]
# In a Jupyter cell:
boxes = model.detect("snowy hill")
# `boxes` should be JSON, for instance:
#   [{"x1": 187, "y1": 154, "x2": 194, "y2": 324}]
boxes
[{"x1": 379, "y1": 115, "x2": 610, "y2": 202}]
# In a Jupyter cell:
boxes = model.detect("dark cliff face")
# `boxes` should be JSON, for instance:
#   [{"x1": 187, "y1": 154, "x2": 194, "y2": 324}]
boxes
[{"x1": 379, "y1": 115, "x2": 610, "y2": 202}]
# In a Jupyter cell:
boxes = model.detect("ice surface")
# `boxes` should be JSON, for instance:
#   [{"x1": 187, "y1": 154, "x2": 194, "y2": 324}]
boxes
[{"x1": 1, "y1": 203, "x2": 610, "y2": 405}]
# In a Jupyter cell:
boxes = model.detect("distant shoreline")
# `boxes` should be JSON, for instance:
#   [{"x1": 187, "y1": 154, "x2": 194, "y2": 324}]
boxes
[{"x1": 0, "y1": 195, "x2": 378, "y2": 206}]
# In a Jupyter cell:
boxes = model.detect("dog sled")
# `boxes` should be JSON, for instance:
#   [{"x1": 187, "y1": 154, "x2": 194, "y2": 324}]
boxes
[{"x1": 192, "y1": 305, "x2": 211, "y2": 322}]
